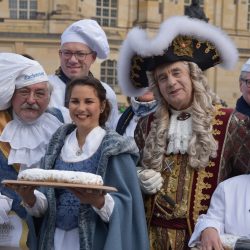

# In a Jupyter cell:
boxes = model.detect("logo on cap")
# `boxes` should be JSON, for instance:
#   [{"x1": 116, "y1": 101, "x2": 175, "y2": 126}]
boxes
[{"x1": 24, "y1": 72, "x2": 45, "y2": 80}]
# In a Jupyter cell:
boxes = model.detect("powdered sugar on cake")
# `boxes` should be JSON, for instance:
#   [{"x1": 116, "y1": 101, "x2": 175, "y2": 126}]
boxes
[{"x1": 18, "y1": 169, "x2": 103, "y2": 185}]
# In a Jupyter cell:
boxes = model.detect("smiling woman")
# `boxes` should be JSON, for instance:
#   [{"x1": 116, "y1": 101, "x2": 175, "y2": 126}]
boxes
[
  {"x1": 67, "y1": 77, "x2": 110, "y2": 147},
  {"x1": 26, "y1": 76, "x2": 150, "y2": 250}
]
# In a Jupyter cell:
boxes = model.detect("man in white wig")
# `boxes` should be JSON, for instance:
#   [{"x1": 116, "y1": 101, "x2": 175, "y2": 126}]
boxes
[
  {"x1": 48, "y1": 19, "x2": 119, "y2": 127},
  {"x1": 117, "y1": 15, "x2": 242, "y2": 249},
  {"x1": 0, "y1": 53, "x2": 63, "y2": 250}
]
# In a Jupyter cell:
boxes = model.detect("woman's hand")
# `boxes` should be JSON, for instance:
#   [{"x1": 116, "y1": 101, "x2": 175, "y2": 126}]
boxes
[
  {"x1": 68, "y1": 188, "x2": 105, "y2": 209},
  {"x1": 200, "y1": 227, "x2": 223, "y2": 250}
]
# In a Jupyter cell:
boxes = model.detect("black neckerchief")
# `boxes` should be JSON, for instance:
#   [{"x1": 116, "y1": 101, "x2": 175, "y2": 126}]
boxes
[
  {"x1": 116, "y1": 106, "x2": 134, "y2": 135},
  {"x1": 236, "y1": 96, "x2": 250, "y2": 117}
]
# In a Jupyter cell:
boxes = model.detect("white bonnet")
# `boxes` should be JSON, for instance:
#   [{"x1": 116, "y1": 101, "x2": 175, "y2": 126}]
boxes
[
  {"x1": 241, "y1": 58, "x2": 250, "y2": 72},
  {"x1": 0, "y1": 53, "x2": 48, "y2": 110},
  {"x1": 61, "y1": 19, "x2": 110, "y2": 59}
]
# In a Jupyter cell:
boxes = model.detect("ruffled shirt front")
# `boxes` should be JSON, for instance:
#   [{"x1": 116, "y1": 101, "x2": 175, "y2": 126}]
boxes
[
  {"x1": 0, "y1": 112, "x2": 62, "y2": 169},
  {"x1": 166, "y1": 107, "x2": 192, "y2": 155}
]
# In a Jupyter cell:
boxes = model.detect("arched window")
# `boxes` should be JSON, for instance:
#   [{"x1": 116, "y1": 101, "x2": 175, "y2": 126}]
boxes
[{"x1": 9, "y1": 0, "x2": 37, "y2": 19}]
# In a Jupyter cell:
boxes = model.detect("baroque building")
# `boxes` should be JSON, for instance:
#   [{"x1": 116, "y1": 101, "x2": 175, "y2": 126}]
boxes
[{"x1": 0, "y1": 0, "x2": 250, "y2": 108}]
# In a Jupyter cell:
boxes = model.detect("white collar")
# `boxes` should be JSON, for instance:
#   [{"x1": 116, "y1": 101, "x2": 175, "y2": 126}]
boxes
[
  {"x1": 61, "y1": 126, "x2": 106, "y2": 162},
  {"x1": 0, "y1": 112, "x2": 62, "y2": 168},
  {"x1": 166, "y1": 107, "x2": 192, "y2": 155}
]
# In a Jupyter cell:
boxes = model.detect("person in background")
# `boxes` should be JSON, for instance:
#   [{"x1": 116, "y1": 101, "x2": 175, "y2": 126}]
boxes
[
  {"x1": 48, "y1": 19, "x2": 119, "y2": 126},
  {"x1": 115, "y1": 90, "x2": 158, "y2": 137},
  {"x1": 218, "y1": 59, "x2": 250, "y2": 182},
  {"x1": 185, "y1": 0, "x2": 209, "y2": 22},
  {"x1": 235, "y1": 58, "x2": 250, "y2": 116},
  {"x1": 188, "y1": 174, "x2": 250, "y2": 249},
  {"x1": 0, "y1": 53, "x2": 62, "y2": 250},
  {"x1": 15, "y1": 76, "x2": 149, "y2": 250},
  {"x1": 117, "y1": 15, "x2": 239, "y2": 249}
]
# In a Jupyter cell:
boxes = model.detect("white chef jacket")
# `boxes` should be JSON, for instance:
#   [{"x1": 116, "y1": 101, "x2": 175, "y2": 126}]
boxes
[{"x1": 189, "y1": 174, "x2": 250, "y2": 247}]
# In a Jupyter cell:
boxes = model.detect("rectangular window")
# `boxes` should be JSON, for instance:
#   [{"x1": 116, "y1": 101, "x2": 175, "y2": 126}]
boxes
[
  {"x1": 96, "y1": 0, "x2": 117, "y2": 27},
  {"x1": 9, "y1": 0, "x2": 37, "y2": 19},
  {"x1": 100, "y1": 60, "x2": 120, "y2": 94},
  {"x1": 9, "y1": 0, "x2": 17, "y2": 8}
]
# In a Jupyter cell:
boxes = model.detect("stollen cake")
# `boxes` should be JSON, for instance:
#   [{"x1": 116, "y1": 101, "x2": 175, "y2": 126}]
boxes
[{"x1": 17, "y1": 169, "x2": 103, "y2": 185}]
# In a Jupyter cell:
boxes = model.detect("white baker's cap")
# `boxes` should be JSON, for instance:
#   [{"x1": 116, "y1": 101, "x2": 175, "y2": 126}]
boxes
[
  {"x1": 0, "y1": 53, "x2": 48, "y2": 110},
  {"x1": 241, "y1": 58, "x2": 250, "y2": 72},
  {"x1": 61, "y1": 19, "x2": 110, "y2": 59}
]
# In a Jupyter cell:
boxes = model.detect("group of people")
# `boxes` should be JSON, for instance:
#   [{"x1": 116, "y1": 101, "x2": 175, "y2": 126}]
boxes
[{"x1": 0, "y1": 13, "x2": 250, "y2": 250}]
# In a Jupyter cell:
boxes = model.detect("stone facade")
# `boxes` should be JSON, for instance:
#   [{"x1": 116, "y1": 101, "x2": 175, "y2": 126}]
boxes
[{"x1": 0, "y1": 0, "x2": 250, "y2": 107}]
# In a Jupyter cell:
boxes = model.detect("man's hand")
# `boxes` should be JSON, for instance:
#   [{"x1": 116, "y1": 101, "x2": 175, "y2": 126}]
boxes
[
  {"x1": 200, "y1": 227, "x2": 223, "y2": 250},
  {"x1": 137, "y1": 168, "x2": 163, "y2": 194}
]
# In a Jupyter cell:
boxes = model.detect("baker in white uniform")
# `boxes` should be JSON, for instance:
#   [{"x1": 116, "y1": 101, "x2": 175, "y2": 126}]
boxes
[
  {"x1": 48, "y1": 19, "x2": 118, "y2": 127},
  {"x1": 189, "y1": 174, "x2": 250, "y2": 249}
]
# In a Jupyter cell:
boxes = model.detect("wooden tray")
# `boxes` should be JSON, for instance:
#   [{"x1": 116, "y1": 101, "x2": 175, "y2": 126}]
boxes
[{"x1": 2, "y1": 180, "x2": 118, "y2": 193}]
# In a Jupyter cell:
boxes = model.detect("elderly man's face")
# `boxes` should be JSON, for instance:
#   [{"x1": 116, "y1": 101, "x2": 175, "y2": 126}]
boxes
[
  {"x1": 155, "y1": 61, "x2": 193, "y2": 110},
  {"x1": 11, "y1": 82, "x2": 50, "y2": 122},
  {"x1": 59, "y1": 42, "x2": 96, "y2": 79}
]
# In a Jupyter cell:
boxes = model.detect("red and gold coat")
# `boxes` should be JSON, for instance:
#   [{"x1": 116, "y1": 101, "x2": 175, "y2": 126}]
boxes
[{"x1": 134, "y1": 106, "x2": 233, "y2": 250}]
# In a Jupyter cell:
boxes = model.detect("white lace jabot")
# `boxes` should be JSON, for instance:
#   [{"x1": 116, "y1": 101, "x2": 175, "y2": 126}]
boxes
[
  {"x1": 0, "y1": 112, "x2": 62, "y2": 169},
  {"x1": 166, "y1": 107, "x2": 192, "y2": 155},
  {"x1": 61, "y1": 126, "x2": 106, "y2": 162}
]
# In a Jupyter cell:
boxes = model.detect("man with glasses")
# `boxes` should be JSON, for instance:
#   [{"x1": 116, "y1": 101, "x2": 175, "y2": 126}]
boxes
[
  {"x1": 236, "y1": 58, "x2": 250, "y2": 116},
  {"x1": 48, "y1": 19, "x2": 119, "y2": 127}
]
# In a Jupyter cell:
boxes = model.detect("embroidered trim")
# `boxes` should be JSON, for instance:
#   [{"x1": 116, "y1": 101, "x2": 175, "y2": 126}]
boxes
[{"x1": 190, "y1": 105, "x2": 232, "y2": 228}]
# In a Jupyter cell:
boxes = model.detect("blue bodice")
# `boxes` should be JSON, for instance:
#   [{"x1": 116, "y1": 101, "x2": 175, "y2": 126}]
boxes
[{"x1": 54, "y1": 146, "x2": 102, "y2": 231}]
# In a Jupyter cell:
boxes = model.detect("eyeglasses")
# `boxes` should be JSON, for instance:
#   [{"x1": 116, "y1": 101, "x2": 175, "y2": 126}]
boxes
[
  {"x1": 15, "y1": 89, "x2": 48, "y2": 100},
  {"x1": 241, "y1": 78, "x2": 250, "y2": 88},
  {"x1": 59, "y1": 50, "x2": 93, "y2": 60}
]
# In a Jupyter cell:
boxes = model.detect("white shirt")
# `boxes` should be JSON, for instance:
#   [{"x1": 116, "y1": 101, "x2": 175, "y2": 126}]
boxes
[
  {"x1": 189, "y1": 174, "x2": 250, "y2": 247},
  {"x1": 48, "y1": 74, "x2": 119, "y2": 128}
]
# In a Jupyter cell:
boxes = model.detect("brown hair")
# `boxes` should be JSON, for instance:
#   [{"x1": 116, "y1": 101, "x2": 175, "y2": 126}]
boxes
[{"x1": 66, "y1": 76, "x2": 111, "y2": 127}]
